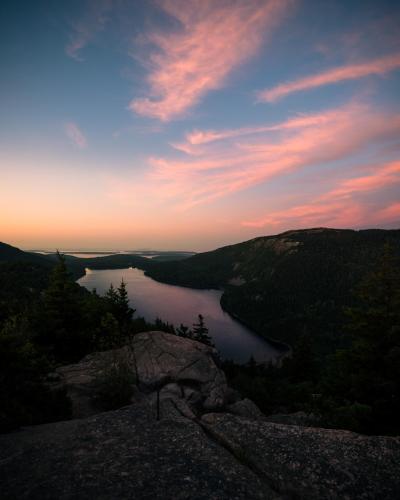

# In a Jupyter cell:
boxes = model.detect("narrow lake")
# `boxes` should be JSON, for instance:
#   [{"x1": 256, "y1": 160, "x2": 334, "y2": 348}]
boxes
[{"x1": 78, "y1": 267, "x2": 281, "y2": 364}]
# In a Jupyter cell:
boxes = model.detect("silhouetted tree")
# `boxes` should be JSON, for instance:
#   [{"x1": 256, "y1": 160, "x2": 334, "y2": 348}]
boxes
[
  {"x1": 154, "y1": 318, "x2": 175, "y2": 334},
  {"x1": 39, "y1": 252, "x2": 87, "y2": 361},
  {"x1": 116, "y1": 280, "x2": 135, "y2": 325},
  {"x1": 105, "y1": 283, "x2": 118, "y2": 304},
  {"x1": 192, "y1": 314, "x2": 213, "y2": 346},
  {"x1": 104, "y1": 280, "x2": 136, "y2": 342},
  {"x1": 176, "y1": 323, "x2": 193, "y2": 339}
]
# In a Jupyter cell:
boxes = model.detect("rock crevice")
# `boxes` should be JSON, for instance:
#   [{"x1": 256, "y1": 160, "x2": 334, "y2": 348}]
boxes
[
  {"x1": 1, "y1": 331, "x2": 399, "y2": 499},
  {"x1": 54, "y1": 331, "x2": 231, "y2": 419}
]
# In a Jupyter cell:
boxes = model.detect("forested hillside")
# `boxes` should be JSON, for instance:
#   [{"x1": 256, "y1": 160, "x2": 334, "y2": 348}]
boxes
[{"x1": 146, "y1": 228, "x2": 400, "y2": 354}]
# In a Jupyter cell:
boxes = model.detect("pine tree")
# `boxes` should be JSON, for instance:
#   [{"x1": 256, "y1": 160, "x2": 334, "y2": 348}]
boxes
[
  {"x1": 105, "y1": 283, "x2": 118, "y2": 305},
  {"x1": 44, "y1": 252, "x2": 77, "y2": 326},
  {"x1": 40, "y1": 252, "x2": 85, "y2": 361},
  {"x1": 176, "y1": 323, "x2": 193, "y2": 339},
  {"x1": 154, "y1": 318, "x2": 175, "y2": 334},
  {"x1": 192, "y1": 314, "x2": 213, "y2": 346},
  {"x1": 116, "y1": 280, "x2": 135, "y2": 326},
  {"x1": 104, "y1": 280, "x2": 135, "y2": 342}
]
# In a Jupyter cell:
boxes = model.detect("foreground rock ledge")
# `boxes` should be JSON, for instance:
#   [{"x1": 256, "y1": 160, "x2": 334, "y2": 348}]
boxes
[
  {"x1": 1, "y1": 332, "x2": 399, "y2": 499},
  {"x1": 201, "y1": 413, "x2": 400, "y2": 500},
  {"x1": 1, "y1": 405, "x2": 400, "y2": 500}
]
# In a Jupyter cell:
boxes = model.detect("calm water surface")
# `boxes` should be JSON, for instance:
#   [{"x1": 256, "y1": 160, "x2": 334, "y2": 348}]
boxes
[{"x1": 78, "y1": 267, "x2": 281, "y2": 363}]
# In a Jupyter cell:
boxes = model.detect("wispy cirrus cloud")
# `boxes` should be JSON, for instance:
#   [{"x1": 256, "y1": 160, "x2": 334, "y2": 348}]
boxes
[
  {"x1": 243, "y1": 200, "x2": 366, "y2": 229},
  {"x1": 65, "y1": 122, "x2": 87, "y2": 149},
  {"x1": 242, "y1": 160, "x2": 400, "y2": 228},
  {"x1": 65, "y1": 0, "x2": 112, "y2": 61},
  {"x1": 258, "y1": 52, "x2": 400, "y2": 102},
  {"x1": 323, "y1": 161, "x2": 400, "y2": 199},
  {"x1": 130, "y1": 0, "x2": 292, "y2": 121},
  {"x1": 376, "y1": 202, "x2": 400, "y2": 222},
  {"x1": 172, "y1": 112, "x2": 337, "y2": 152},
  {"x1": 143, "y1": 102, "x2": 400, "y2": 210}
]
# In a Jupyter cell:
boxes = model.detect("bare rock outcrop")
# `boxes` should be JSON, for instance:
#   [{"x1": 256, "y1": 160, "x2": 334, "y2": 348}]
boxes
[
  {"x1": 201, "y1": 412, "x2": 400, "y2": 499},
  {"x1": 1, "y1": 331, "x2": 400, "y2": 499},
  {"x1": 1, "y1": 404, "x2": 399, "y2": 499},
  {"x1": 54, "y1": 331, "x2": 228, "y2": 419},
  {"x1": 0, "y1": 405, "x2": 276, "y2": 500},
  {"x1": 227, "y1": 398, "x2": 265, "y2": 419}
]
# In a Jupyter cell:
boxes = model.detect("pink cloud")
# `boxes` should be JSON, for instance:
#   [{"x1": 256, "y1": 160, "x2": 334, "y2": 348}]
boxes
[
  {"x1": 173, "y1": 111, "x2": 342, "y2": 151},
  {"x1": 144, "y1": 102, "x2": 400, "y2": 209},
  {"x1": 65, "y1": 122, "x2": 87, "y2": 149},
  {"x1": 324, "y1": 161, "x2": 400, "y2": 199},
  {"x1": 66, "y1": 0, "x2": 112, "y2": 61},
  {"x1": 242, "y1": 160, "x2": 400, "y2": 228},
  {"x1": 258, "y1": 52, "x2": 400, "y2": 102},
  {"x1": 130, "y1": 0, "x2": 292, "y2": 121},
  {"x1": 242, "y1": 201, "x2": 366, "y2": 229},
  {"x1": 376, "y1": 202, "x2": 400, "y2": 222}
]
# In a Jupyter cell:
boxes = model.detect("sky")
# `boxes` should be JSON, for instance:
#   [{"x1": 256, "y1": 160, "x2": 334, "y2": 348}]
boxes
[{"x1": 0, "y1": 0, "x2": 399, "y2": 251}]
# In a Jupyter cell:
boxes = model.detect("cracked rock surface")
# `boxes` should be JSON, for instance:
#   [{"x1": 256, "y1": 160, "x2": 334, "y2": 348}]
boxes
[
  {"x1": 1, "y1": 402, "x2": 400, "y2": 499},
  {"x1": 2, "y1": 332, "x2": 400, "y2": 499},
  {"x1": 54, "y1": 331, "x2": 228, "y2": 419},
  {"x1": 201, "y1": 413, "x2": 400, "y2": 499},
  {"x1": 0, "y1": 404, "x2": 277, "y2": 500},
  {"x1": 133, "y1": 331, "x2": 227, "y2": 412}
]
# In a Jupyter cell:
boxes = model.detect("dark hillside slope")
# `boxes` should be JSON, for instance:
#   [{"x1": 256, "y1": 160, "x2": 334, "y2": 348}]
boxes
[
  {"x1": 0, "y1": 242, "x2": 53, "y2": 266},
  {"x1": 146, "y1": 228, "x2": 400, "y2": 354},
  {"x1": 0, "y1": 242, "x2": 54, "y2": 323}
]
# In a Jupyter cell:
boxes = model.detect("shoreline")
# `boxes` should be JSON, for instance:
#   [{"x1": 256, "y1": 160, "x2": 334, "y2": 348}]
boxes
[{"x1": 76, "y1": 265, "x2": 291, "y2": 364}]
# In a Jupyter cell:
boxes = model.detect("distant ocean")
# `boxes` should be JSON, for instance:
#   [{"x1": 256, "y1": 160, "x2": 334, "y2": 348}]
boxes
[
  {"x1": 30, "y1": 250, "x2": 195, "y2": 259},
  {"x1": 31, "y1": 250, "x2": 122, "y2": 258}
]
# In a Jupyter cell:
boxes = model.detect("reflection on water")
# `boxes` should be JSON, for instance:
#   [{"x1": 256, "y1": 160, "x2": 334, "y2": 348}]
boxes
[{"x1": 78, "y1": 267, "x2": 281, "y2": 363}]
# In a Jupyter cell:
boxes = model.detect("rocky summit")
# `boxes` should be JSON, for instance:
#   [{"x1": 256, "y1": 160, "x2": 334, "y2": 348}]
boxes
[{"x1": 1, "y1": 331, "x2": 400, "y2": 499}]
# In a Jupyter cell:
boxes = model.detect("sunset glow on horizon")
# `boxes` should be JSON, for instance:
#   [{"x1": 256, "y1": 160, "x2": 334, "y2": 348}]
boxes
[{"x1": 1, "y1": 0, "x2": 399, "y2": 251}]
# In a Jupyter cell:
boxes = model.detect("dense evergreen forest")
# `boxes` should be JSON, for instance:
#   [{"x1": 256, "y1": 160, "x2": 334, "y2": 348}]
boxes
[
  {"x1": 146, "y1": 229, "x2": 400, "y2": 354},
  {"x1": 0, "y1": 229, "x2": 399, "y2": 435},
  {"x1": 223, "y1": 242, "x2": 400, "y2": 435}
]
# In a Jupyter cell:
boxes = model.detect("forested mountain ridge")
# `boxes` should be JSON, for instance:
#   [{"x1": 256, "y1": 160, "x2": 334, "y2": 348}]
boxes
[{"x1": 145, "y1": 228, "x2": 400, "y2": 353}]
